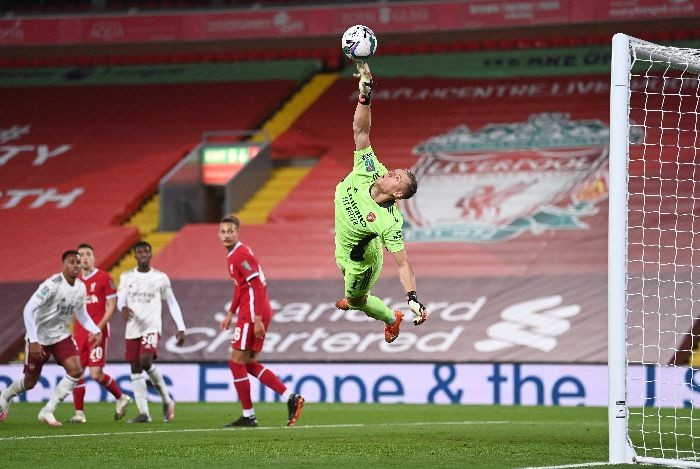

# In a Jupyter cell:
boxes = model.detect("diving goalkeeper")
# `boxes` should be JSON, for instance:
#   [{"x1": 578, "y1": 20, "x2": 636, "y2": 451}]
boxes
[{"x1": 334, "y1": 60, "x2": 428, "y2": 343}]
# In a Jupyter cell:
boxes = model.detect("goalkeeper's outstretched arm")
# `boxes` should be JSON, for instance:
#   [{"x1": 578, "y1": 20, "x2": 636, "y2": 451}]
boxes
[{"x1": 353, "y1": 61, "x2": 373, "y2": 151}]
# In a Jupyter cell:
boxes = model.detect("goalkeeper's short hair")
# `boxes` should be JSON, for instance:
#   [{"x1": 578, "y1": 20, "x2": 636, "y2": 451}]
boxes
[{"x1": 403, "y1": 170, "x2": 419, "y2": 200}]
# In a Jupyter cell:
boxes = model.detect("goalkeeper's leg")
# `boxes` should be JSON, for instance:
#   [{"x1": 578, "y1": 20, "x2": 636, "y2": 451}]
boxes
[{"x1": 338, "y1": 262, "x2": 395, "y2": 324}]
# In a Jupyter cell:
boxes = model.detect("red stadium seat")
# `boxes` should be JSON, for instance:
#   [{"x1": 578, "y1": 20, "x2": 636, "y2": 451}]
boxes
[
  {"x1": 178, "y1": 52, "x2": 199, "y2": 63},
  {"x1": 464, "y1": 41, "x2": 481, "y2": 51},
  {"x1": 398, "y1": 44, "x2": 414, "y2": 55},
  {"x1": 672, "y1": 30, "x2": 690, "y2": 41},
  {"x1": 310, "y1": 48, "x2": 326, "y2": 60},
  {"x1": 429, "y1": 43, "x2": 448, "y2": 54},
  {"x1": 152, "y1": 53, "x2": 169, "y2": 64},
  {"x1": 481, "y1": 39, "x2": 497, "y2": 50},
  {"x1": 324, "y1": 52, "x2": 341, "y2": 71},
  {"x1": 583, "y1": 35, "x2": 603, "y2": 46},
  {"x1": 91, "y1": 55, "x2": 109, "y2": 66},
  {"x1": 200, "y1": 52, "x2": 217, "y2": 63},
  {"x1": 136, "y1": 54, "x2": 155, "y2": 64},
  {"x1": 497, "y1": 39, "x2": 516, "y2": 50},
  {"x1": 262, "y1": 49, "x2": 279, "y2": 60},
  {"x1": 77, "y1": 55, "x2": 92, "y2": 66},
  {"x1": 653, "y1": 31, "x2": 672, "y2": 42},
  {"x1": 566, "y1": 37, "x2": 585, "y2": 47},
  {"x1": 382, "y1": 43, "x2": 401, "y2": 55},
  {"x1": 214, "y1": 51, "x2": 235, "y2": 63},
  {"x1": 548, "y1": 37, "x2": 568, "y2": 48},
  {"x1": 279, "y1": 49, "x2": 296, "y2": 59},
  {"x1": 231, "y1": 51, "x2": 249, "y2": 62},
  {"x1": 415, "y1": 43, "x2": 430, "y2": 54},
  {"x1": 61, "y1": 56, "x2": 80, "y2": 66},
  {"x1": 446, "y1": 42, "x2": 463, "y2": 53}
]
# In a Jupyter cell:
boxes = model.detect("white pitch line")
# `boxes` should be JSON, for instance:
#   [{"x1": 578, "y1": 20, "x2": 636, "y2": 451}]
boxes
[
  {"x1": 0, "y1": 420, "x2": 511, "y2": 441},
  {"x1": 518, "y1": 463, "x2": 610, "y2": 469}
]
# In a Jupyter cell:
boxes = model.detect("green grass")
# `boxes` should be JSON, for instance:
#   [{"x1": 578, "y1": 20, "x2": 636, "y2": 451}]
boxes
[{"x1": 0, "y1": 402, "x2": 631, "y2": 468}]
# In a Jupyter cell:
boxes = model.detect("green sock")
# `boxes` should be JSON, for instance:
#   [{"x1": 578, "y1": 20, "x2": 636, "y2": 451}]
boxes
[{"x1": 356, "y1": 295, "x2": 394, "y2": 323}]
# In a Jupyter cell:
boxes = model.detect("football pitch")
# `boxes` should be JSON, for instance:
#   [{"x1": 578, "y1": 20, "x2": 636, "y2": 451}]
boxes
[{"x1": 0, "y1": 402, "x2": 631, "y2": 468}]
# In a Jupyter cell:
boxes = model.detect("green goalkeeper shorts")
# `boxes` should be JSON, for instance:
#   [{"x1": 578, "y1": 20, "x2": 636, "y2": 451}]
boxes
[{"x1": 337, "y1": 255, "x2": 383, "y2": 298}]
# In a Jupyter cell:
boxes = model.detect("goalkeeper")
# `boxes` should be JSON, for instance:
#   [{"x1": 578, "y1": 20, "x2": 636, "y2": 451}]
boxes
[{"x1": 334, "y1": 60, "x2": 428, "y2": 343}]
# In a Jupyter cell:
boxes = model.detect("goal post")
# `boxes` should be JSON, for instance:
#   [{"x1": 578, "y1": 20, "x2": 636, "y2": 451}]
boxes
[
  {"x1": 609, "y1": 33, "x2": 700, "y2": 466},
  {"x1": 608, "y1": 32, "x2": 632, "y2": 465}
]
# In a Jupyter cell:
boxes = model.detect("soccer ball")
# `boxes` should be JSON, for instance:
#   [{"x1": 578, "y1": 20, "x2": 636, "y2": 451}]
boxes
[{"x1": 341, "y1": 25, "x2": 378, "y2": 61}]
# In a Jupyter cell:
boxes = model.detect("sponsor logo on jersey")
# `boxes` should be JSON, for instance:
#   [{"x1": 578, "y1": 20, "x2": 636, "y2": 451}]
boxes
[
  {"x1": 364, "y1": 156, "x2": 375, "y2": 172},
  {"x1": 342, "y1": 186, "x2": 367, "y2": 227},
  {"x1": 241, "y1": 260, "x2": 252, "y2": 271},
  {"x1": 403, "y1": 112, "x2": 642, "y2": 243}
]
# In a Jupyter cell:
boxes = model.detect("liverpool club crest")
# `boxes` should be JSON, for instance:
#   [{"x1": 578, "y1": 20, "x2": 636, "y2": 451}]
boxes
[{"x1": 401, "y1": 113, "x2": 631, "y2": 243}]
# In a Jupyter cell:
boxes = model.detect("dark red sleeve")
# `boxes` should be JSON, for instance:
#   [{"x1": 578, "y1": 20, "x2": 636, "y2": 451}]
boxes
[{"x1": 230, "y1": 281, "x2": 241, "y2": 314}]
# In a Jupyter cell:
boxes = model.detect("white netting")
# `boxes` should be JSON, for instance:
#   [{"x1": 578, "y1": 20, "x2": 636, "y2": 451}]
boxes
[{"x1": 625, "y1": 37, "x2": 700, "y2": 466}]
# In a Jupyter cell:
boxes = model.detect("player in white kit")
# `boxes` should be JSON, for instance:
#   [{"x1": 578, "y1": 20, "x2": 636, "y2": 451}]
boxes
[
  {"x1": 118, "y1": 241, "x2": 186, "y2": 423},
  {"x1": 0, "y1": 250, "x2": 102, "y2": 426}
]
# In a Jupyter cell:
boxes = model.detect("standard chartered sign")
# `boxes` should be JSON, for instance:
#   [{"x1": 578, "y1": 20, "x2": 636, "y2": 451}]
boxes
[{"x1": 165, "y1": 298, "x2": 485, "y2": 357}]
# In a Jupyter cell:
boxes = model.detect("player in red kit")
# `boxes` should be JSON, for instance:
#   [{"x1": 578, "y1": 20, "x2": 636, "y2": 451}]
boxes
[
  {"x1": 218, "y1": 215, "x2": 305, "y2": 427},
  {"x1": 69, "y1": 243, "x2": 130, "y2": 423}
]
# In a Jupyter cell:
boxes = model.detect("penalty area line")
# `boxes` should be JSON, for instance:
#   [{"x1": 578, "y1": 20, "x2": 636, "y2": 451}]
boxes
[{"x1": 0, "y1": 420, "x2": 511, "y2": 441}]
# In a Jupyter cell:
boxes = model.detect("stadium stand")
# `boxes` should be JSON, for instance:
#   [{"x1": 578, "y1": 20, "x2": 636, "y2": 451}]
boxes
[
  {"x1": 159, "y1": 71, "x2": 612, "y2": 276},
  {"x1": 1, "y1": 1, "x2": 698, "y2": 366},
  {"x1": 146, "y1": 49, "x2": 620, "y2": 362},
  {"x1": 2, "y1": 30, "x2": 700, "y2": 72},
  {"x1": 0, "y1": 59, "x2": 320, "y2": 359}
]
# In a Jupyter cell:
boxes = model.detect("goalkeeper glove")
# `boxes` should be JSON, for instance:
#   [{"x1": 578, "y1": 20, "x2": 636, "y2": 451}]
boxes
[
  {"x1": 353, "y1": 60, "x2": 373, "y2": 104},
  {"x1": 406, "y1": 291, "x2": 428, "y2": 325}
]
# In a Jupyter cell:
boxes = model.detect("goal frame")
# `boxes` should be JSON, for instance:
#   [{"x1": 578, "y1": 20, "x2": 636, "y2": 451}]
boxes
[
  {"x1": 608, "y1": 32, "x2": 700, "y2": 466},
  {"x1": 608, "y1": 32, "x2": 633, "y2": 465}
]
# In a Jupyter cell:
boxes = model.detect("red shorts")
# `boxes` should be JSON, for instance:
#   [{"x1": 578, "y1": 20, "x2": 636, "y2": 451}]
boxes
[
  {"x1": 74, "y1": 329, "x2": 109, "y2": 368},
  {"x1": 231, "y1": 317, "x2": 270, "y2": 352},
  {"x1": 125, "y1": 333, "x2": 160, "y2": 362},
  {"x1": 24, "y1": 336, "x2": 79, "y2": 375}
]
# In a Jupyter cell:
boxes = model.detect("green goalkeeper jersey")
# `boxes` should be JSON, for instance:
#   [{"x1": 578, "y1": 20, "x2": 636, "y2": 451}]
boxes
[{"x1": 334, "y1": 145, "x2": 405, "y2": 274}]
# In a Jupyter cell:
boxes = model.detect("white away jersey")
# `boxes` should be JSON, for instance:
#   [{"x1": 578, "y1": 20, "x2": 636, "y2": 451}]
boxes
[
  {"x1": 30, "y1": 273, "x2": 87, "y2": 345},
  {"x1": 118, "y1": 268, "x2": 175, "y2": 339}
]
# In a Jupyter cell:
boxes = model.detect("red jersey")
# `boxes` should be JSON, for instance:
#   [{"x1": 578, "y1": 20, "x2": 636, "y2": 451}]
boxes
[
  {"x1": 74, "y1": 268, "x2": 117, "y2": 337},
  {"x1": 226, "y1": 241, "x2": 272, "y2": 322}
]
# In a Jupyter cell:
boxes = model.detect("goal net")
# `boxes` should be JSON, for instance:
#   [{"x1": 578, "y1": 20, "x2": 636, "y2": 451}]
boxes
[{"x1": 609, "y1": 34, "x2": 700, "y2": 466}]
